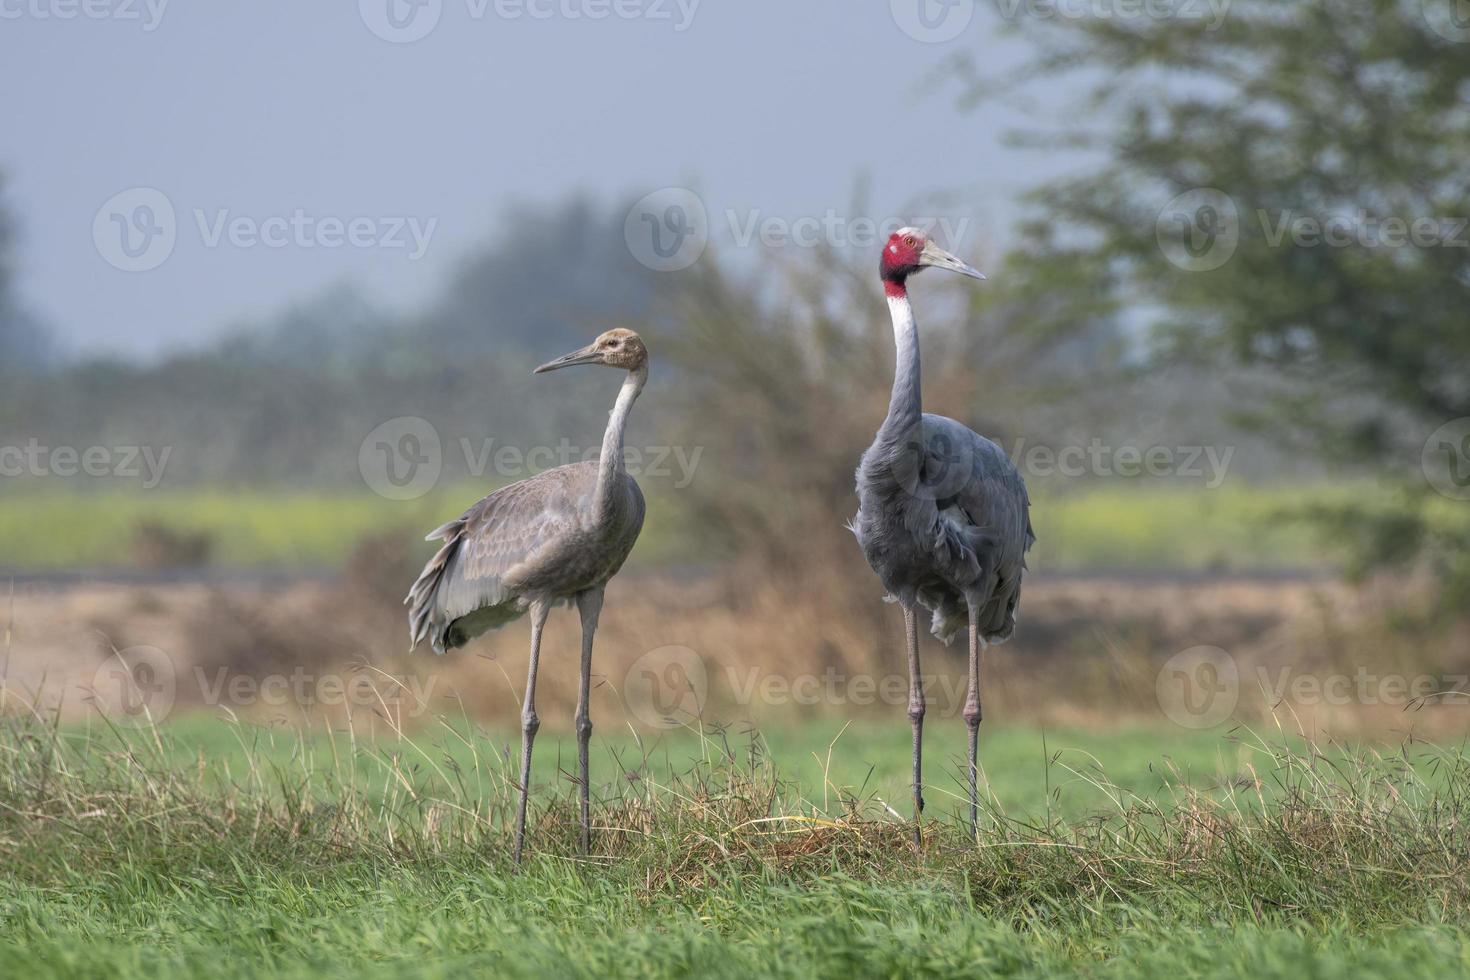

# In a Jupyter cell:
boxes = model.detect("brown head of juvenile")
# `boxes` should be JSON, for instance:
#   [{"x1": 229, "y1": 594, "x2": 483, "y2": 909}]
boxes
[{"x1": 535, "y1": 328, "x2": 649, "y2": 375}]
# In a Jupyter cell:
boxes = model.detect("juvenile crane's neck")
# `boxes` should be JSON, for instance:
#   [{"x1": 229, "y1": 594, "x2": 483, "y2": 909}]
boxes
[
  {"x1": 877, "y1": 282, "x2": 922, "y2": 447},
  {"x1": 594, "y1": 365, "x2": 646, "y2": 520}
]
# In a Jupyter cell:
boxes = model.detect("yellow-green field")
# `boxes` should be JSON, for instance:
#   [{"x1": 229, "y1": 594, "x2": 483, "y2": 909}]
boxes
[{"x1": 0, "y1": 482, "x2": 1415, "y2": 572}]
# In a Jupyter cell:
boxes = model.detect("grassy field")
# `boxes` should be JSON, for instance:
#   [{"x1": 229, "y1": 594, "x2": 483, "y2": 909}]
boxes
[
  {"x1": 0, "y1": 482, "x2": 1359, "y2": 573},
  {"x1": 3, "y1": 714, "x2": 1468, "y2": 978}
]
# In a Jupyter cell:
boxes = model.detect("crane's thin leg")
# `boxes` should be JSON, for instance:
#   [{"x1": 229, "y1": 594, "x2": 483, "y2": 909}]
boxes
[
  {"x1": 574, "y1": 588, "x2": 603, "y2": 855},
  {"x1": 964, "y1": 600, "x2": 984, "y2": 838},
  {"x1": 903, "y1": 603, "x2": 925, "y2": 849},
  {"x1": 513, "y1": 600, "x2": 551, "y2": 866}
]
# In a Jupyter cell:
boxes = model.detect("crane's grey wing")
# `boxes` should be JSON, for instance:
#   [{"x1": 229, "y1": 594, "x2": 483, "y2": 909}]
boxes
[
  {"x1": 405, "y1": 468, "x2": 585, "y2": 654},
  {"x1": 923, "y1": 414, "x2": 1035, "y2": 642}
]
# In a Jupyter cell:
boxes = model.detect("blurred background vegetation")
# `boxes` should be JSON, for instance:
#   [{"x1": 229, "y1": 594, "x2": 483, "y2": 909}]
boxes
[{"x1": 1, "y1": 0, "x2": 1467, "y2": 732}]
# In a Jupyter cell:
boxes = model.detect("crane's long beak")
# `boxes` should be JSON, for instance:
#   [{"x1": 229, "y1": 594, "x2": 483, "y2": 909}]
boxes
[
  {"x1": 534, "y1": 344, "x2": 603, "y2": 374},
  {"x1": 918, "y1": 239, "x2": 986, "y2": 280}
]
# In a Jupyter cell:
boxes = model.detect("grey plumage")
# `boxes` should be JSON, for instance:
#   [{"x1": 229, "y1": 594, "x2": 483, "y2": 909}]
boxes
[
  {"x1": 406, "y1": 460, "x2": 645, "y2": 655},
  {"x1": 851, "y1": 413, "x2": 1033, "y2": 646},
  {"x1": 851, "y1": 227, "x2": 1034, "y2": 843},
  {"x1": 404, "y1": 327, "x2": 650, "y2": 863}
]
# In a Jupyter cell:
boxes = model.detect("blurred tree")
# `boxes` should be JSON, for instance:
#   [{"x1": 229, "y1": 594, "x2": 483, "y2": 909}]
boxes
[
  {"x1": 968, "y1": 0, "x2": 1470, "y2": 607},
  {"x1": 420, "y1": 196, "x2": 657, "y2": 361},
  {"x1": 0, "y1": 171, "x2": 54, "y2": 373}
]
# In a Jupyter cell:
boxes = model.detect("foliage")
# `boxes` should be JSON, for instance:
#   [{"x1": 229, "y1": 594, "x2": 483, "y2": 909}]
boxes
[
  {"x1": 968, "y1": 0, "x2": 1470, "y2": 607},
  {"x1": 0, "y1": 172, "x2": 52, "y2": 373}
]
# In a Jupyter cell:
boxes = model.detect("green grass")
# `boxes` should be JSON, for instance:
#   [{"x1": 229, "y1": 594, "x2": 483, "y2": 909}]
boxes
[
  {"x1": 2, "y1": 713, "x2": 1468, "y2": 978},
  {"x1": 79, "y1": 713, "x2": 1384, "y2": 823}
]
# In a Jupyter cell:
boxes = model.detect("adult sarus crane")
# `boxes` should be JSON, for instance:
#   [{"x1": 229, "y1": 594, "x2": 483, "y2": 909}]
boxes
[
  {"x1": 849, "y1": 229, "x2": 1033, "y2": 843},
  {"x1": 406, "y1": 328, "x2": 649, "y2": 863}
]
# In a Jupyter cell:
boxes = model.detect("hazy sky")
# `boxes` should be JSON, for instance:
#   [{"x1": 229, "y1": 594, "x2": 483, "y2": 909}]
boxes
[{"x1": 2, "y1": 1, "x2": 1068, "y2": 359}]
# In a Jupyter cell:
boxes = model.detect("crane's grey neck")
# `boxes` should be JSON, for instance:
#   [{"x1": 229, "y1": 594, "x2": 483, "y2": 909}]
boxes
[
  {"x1": 877, "y1": 291, "x2": 922, "y2": 446},
  {"x1": 594, "y1": 365, "x2": 646, "y2": 520}
]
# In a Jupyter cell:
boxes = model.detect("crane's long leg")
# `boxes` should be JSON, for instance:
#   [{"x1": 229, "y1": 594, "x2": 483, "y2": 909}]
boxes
[
  {"x1": 903, "y1": 603, "x2": 925, "y2": 849},
  {"x1": 964, "y1": 600, "x2": 984, "y2": 838},
  {"x1": 513, "y1": 600, "x2": 551, "y2": 866},
  {"x1": 574, "y1": 588, "x2": 604, "y2": 855}
]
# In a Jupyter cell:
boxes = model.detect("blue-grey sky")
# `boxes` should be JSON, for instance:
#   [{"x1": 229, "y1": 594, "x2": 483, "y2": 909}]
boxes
[{"x1": 2, "y1": 0, "x2": 1067, "y2": 359}]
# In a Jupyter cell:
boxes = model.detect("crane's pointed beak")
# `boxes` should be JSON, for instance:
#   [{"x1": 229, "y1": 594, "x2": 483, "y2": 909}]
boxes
[
  {"x1": 534, "y1": 344, "x2": 603, "y2": 374},
  {"x1": 918, "y1": 239, "x2": 986, "y2": 280}
]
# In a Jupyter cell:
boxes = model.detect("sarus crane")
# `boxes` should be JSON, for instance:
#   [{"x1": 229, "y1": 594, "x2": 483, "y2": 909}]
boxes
[
  {"x1": 406, "y1": 328, "x2": 649, "y2": 863},
  {"x1": 849, "y1": 228, "x2": 1033, "y2": 843}
]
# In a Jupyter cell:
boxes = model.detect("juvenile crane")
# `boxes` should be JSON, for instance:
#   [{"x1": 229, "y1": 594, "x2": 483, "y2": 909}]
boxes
[
  {"x1": 406, "y1": 329, "x2": 649, "y2": 863},
  {"x1": 849, "y1": 229, "x2": 1033, "y2": 842}
]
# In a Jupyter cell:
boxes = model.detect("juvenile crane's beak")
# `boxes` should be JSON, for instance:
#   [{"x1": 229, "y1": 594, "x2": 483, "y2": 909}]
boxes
[
  {"x1": 535, "y1": 343, "x2": 603, "y2": 373},
  {"x1": 918, "y1": 239, "x2": 986, "y2": 280}
]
